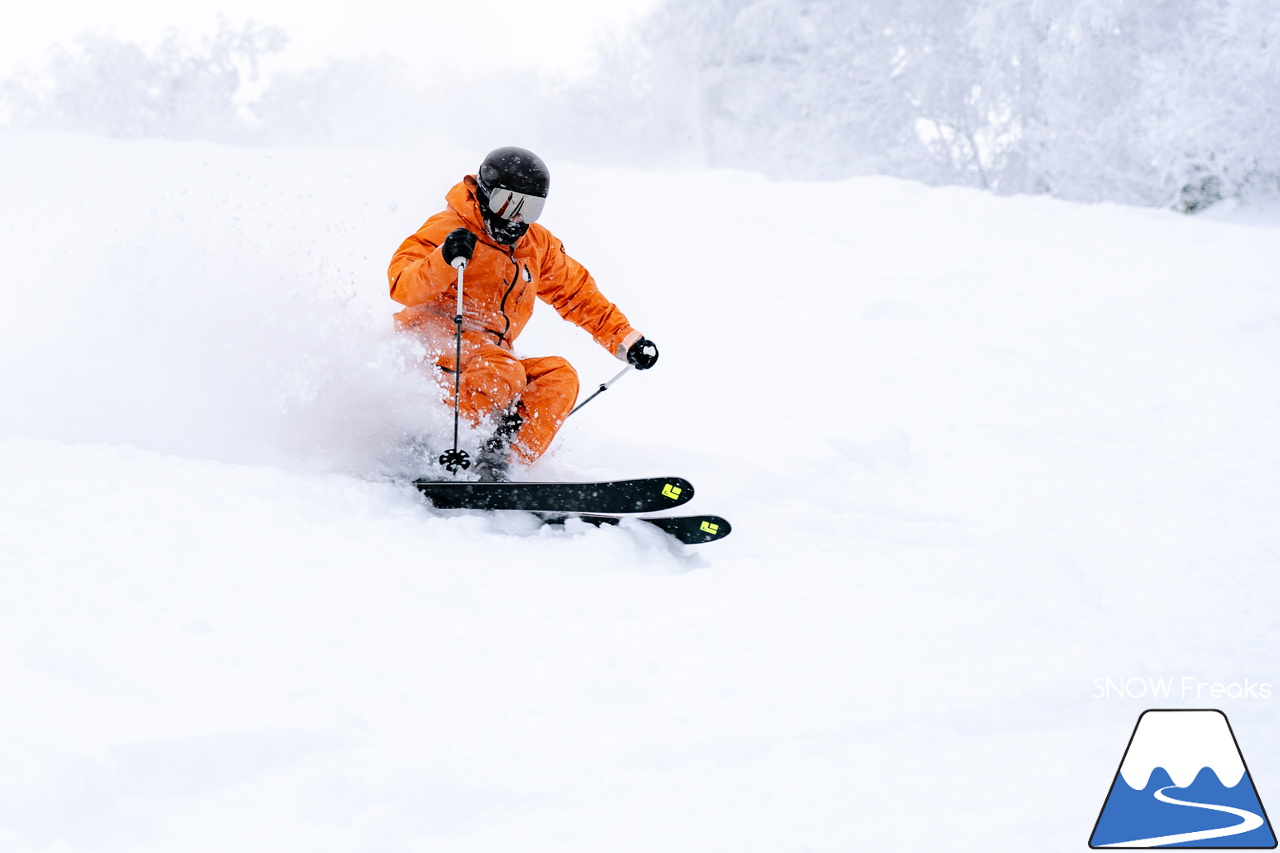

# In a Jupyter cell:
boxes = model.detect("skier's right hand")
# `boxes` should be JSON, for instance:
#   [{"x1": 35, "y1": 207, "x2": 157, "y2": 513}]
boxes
[{"x1": 442, "y1": 228, "x2": 477, "y2": 267}]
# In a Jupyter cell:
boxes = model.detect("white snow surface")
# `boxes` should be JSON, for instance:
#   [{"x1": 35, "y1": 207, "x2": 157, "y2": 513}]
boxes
[{"x1": 3, "y1": 130, "x2": 1280, "y2": 851}]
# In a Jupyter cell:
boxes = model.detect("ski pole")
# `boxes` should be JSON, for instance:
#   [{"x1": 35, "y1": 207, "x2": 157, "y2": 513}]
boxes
[
  {"x1": 567, "y1": 365, "x2": 633, "y2": 419},
  {"x1": 439, "y1": 257, "x2": 471, "y2": 474}
]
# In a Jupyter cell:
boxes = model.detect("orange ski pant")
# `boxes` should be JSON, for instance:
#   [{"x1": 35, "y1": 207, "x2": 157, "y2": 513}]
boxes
[{"x1": 436, "y1": 333, "x2": 579, "y2": 463}]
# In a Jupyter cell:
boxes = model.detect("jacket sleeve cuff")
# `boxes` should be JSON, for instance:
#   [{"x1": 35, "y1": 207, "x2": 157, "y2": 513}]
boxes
[{"x1": 614, "y1": 330, "x2": 643, "y2": 361}]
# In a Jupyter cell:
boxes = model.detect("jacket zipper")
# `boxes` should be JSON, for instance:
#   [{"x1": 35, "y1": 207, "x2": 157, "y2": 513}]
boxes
[{"x1": 495, "y1": 247, "x2": 520, "y2": 346}]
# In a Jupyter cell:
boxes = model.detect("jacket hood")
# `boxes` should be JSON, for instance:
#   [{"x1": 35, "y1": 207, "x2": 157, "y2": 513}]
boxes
[{"x1": 445, "y1": 176, "x2": 487, "y2": 233}]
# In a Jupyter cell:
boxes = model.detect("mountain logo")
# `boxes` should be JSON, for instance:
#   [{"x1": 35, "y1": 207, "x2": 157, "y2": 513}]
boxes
[{"x1": 1090, "y1": 709, "x2": 1276, "y2": 848}]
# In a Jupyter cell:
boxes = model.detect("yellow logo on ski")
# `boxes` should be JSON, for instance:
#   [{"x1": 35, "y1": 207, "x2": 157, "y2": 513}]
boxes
[
  {"x1": 700, "y1": 521, "x2": 719, "y2": 535},
  {"x1": 662, "y1": 484, "x2": 683, "y2": 500}
]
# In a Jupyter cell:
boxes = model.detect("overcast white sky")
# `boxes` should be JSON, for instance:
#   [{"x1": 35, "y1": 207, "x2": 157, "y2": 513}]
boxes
[{"x1": 0, "y1": 0, "x2": 663, "y2": 80}]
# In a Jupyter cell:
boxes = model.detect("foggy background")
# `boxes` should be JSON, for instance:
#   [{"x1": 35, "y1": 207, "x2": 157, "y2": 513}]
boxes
[{"x1": 3, "y1": 0, "x2": 1279, "y2": 212}]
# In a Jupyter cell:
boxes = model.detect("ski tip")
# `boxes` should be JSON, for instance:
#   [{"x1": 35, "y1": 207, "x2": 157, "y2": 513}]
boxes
[
  {"x1": 656, "y1": 477, "x2": 694, "y2": 507},
  {"x1": 642, "y1": 514, "x2": 731, "y2": 544},
  {"x1": 688, "y1": 515, "x2": 731, "y2": 543}
]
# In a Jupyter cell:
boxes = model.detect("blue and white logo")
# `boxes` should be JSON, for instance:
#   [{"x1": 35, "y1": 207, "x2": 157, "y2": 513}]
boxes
[{"x1": 1090, "y1": 709, "x2": 1276, "y2": 848}]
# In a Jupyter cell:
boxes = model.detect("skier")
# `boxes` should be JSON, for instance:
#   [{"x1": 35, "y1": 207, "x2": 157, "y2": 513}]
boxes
[{"x1": 388, "y1": 146, "x2": 659, "y2": 479}]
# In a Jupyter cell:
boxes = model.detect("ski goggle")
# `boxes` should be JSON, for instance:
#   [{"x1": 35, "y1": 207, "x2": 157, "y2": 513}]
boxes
[{"x1": 485, "y1": 186, "x2": 546, "y2": 223}]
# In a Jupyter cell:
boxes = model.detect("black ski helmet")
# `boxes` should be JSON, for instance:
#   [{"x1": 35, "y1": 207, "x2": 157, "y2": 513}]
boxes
[
  {"x1": 475, "y1": 147, "x2": 550, "y2": 244},
  {"x1": 478, "y1": 146, "x2": 550, "y2": 198}
]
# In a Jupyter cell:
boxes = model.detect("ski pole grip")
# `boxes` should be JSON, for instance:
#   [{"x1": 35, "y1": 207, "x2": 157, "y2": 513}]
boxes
[{"x1": 453, "y1": 260, "x2": 466, "y2": 316}]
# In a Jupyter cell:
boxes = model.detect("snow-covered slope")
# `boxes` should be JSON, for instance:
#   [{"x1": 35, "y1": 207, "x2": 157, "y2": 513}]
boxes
[{"x1": 3, "y1": 130, "x2": 1279, "y2": 851}]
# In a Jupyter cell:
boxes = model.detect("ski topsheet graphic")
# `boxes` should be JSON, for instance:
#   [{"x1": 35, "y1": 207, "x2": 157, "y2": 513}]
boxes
[{"x1": 1090, "y1": 709, "x2": 1277, "y2": 848}]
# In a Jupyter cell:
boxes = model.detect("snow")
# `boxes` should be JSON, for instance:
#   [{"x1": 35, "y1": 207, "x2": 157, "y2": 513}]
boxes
[{"x1": 3, "y1": 129, "x2": 1280, "y2": 851}]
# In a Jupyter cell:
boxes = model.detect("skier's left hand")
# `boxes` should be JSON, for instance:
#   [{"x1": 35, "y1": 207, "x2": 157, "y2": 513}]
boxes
[{"x1": 627, "y1": 337, "x2": 659, "y2": 370}]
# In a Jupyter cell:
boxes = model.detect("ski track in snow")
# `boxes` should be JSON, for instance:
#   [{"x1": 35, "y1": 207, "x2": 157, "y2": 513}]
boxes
[{"x1": 3, "y1": 130, "x2": 1280, "y2": 851}]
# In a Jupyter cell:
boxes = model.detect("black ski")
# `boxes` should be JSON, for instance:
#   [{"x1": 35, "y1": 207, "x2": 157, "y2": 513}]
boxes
[
  {"x1": 413, "y1": 476, "x2": 694, "y2": 514},
  {"x1": 538, "y1": 513, "x2": 732, "y2": 544}
]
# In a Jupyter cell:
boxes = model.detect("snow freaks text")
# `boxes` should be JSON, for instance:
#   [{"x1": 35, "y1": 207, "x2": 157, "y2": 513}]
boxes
[{"x1": 1093, "y1": 677, "x2": 1273, "y2": 701}]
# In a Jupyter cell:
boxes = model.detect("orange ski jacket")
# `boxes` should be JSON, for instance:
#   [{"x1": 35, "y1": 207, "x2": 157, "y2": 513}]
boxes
[{"x1": 388, "y1": 176, "x2": 641, "y2": 359}]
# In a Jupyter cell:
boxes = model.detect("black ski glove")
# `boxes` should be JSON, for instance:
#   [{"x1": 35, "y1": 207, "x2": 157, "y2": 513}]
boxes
[
  {"x1": 626, "y1": 337, "x2": 659, "y2": 370},
  {"x1": 441, "y1": 228, "x2": 476, "y2": 267}
]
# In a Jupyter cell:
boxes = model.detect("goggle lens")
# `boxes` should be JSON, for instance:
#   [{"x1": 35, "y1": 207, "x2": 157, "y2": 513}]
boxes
[{"x1": 487, "y1": 187, "x2": 546, "y2": 223}]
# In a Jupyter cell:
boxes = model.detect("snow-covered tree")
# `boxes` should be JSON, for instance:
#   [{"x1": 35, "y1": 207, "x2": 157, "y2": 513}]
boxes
[
  {"x1": 1141, "y1": 0, "x2": 1280, "y2": 211},
  {"x1": 5, "y1": 2, "x2": 1277, "y2": 211},
  {"x1": 571, "y1": 0, "x2": 1280, "y2": 210},
  {"x1": 1, "y1": 23, "x2": 285, "y2": 142}
]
